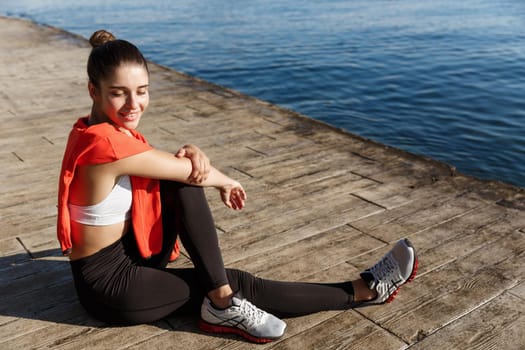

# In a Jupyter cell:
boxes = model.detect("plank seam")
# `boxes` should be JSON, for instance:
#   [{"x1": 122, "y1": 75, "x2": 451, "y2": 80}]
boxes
[
  {"x1": 158, "y1": 126, "x2": 175, "y2": 135},
  {"x1": 11, "y1": 152, "x2": 24, "y2": 162},
  {"x1": 262, "y1": 117, "x2": 286, "y2": 126},
  {"x1": 350, "y1": 171, "x2": 383, "y2": 184},
  {"x1": 245, "y1": 146, "x2": 268, "y2": 156},
  {"x1": 351, "y1": 151, "x2": 377, "y2": 162},
  {"x1": 42, "y1": 136, "x2": 54, "y2": 145},
  {"x1": 230, "y1": 166, "x2": 254, "y2": 178},
  {"x1": 350, "y1": 193, "x2": 389, "y2": 210},
  {"x1": 254, "y1": 130, "x2": 277, "y2": 140},
  {"x1": 15, "y1": 237, "x2": 34, "y2": 259}
]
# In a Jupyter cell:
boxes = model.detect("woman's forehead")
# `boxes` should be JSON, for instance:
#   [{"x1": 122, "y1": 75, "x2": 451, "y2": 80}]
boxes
[{"x1": 104, "y1": 64, "x2": 149, "y2": 88}]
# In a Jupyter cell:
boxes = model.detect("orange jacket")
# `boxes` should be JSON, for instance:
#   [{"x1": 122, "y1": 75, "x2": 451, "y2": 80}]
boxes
[{"x1": 57, "y1": 117, "x2": 179, "y2": 260}]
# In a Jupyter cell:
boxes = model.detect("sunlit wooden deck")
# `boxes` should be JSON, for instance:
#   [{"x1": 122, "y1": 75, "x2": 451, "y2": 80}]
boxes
[{"x1": 1, "y1": 16, "x2": 525, "y2": 349}]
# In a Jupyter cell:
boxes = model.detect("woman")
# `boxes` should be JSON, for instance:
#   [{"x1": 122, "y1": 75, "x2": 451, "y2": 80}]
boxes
[{"x1": 57, "y1": 30, "x2": 418, "y2": 344}]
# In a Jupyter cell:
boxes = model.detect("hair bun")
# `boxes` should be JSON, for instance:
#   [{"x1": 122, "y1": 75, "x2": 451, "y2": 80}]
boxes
[{"x1": 89, "y1": 30, "x2": 116, "y2": 48}]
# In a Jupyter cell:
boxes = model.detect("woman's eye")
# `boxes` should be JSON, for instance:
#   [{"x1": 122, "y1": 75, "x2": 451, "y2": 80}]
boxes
[{"x1": 137, "y1": 90, "x2": 148, "y2": 96}]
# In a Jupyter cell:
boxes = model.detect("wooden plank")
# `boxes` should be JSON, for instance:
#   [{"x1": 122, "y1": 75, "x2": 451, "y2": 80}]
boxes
[
  {"x1": 0, "y1": 238, "x2": 25, "y2": 257},
  {"x1": 351, "y1": 186, "x2": 488, "y2": 243},
  {"x1": 7, "y1": 222, "x2": 57, "y2": 246},
  {"x1": 230, "y1": 225, "x2": 381, "y2": 280},
  {"x1": 1, "y1": 316, "x2": 167, "y2": 350},
  {"x1": 411, "y1": 204, "x2": 525, "y2": 275},
  {"x1": 208, "y1": 171, "x2": 377, "y2": 234},
  {"x1": 1, "y1": 279, "x2": 78, "y2": 319},
  {"x1": 2, "y1": 261, "x2": 70, "y2": 300},
  {"x1": 121, "y1": 322, "x2": 234, "y2": 350},
  {"x1": 351, "y1": 229, "x2": 525, "y2": 344},
  {"x1": 220, "y1": 194, "x2": 383, "y2": 265},
  {"x1": 0, "y1": 320, "x2": 95, "y2": 350},
  {"x1": 265, "y1": 311, "x2": 407, "y2": 350},
  {"x1": 51, "y1": 324, "x2": 170, "y2": 350},
  {"x1": 509, "y1": 281, "x2": 525, "y2": 299},
  {"x1": 0, "y1": 303, "x2": 88, "y2": 345},
  {"x1": 410, "y1": 292, "x2": 525, "y2": 350},
  {"x1": 2, "y1": 197, "x2": 56, "y2": 225}
]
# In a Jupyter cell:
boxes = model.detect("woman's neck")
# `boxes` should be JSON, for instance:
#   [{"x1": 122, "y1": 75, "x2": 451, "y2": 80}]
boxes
[{"x1": 88, "y1": 107, "x2": 107, "y2": 126}]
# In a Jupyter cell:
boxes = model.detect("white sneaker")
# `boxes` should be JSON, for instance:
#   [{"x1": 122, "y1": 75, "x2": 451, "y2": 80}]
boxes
[
  {"x1": 199, "y1": 296, "x2": 287, "y2": 343},
  {"x1": 360, "y1": 238, "x2": 418, "y2": 305}
]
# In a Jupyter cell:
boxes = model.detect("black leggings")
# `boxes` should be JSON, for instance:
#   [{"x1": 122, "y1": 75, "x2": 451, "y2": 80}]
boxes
[{"x1": 70, "y1": 181, "x2": 354, "y2": 325}]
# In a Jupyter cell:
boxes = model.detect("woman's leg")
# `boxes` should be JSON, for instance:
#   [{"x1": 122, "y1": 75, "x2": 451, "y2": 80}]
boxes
[
  {"x1": 225, "y1": 269, "x2": 354, "y2": 318},
  {"x1": 155, "y1": 181, "x2": 229, "y2": 290},
  {"x1": 70, "y1": 235, "x2": 197, "y2": 325},
  {"x1": 156, "y1": 181, "x2": 360, "y2": 316}
]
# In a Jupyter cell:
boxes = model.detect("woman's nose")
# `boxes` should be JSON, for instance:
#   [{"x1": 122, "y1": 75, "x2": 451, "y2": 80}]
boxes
[{"x1": 126, "y1": 93, "x2": 139, "y2": 109}]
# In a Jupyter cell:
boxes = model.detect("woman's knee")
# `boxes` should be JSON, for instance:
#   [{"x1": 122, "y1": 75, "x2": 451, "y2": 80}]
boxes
[{"x1": 161, "y1": 180, "x2": 206, "y2": 202}]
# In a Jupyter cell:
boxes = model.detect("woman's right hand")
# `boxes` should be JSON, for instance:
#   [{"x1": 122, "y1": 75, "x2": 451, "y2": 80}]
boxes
[
  {"x1": 219, "y1": 181, "x2": 247, "y2": 210},
  {"x1": 174, "y1": 144, "x2": 210, "y2": 184}
]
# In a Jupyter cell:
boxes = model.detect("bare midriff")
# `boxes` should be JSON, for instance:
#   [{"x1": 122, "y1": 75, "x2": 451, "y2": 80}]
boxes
[{"x1": 69, "y1": 219, "x2": 130, "y2": 261}]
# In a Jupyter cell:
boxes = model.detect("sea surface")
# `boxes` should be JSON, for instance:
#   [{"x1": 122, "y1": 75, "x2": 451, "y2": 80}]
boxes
[{"x1": 2, "y1": 0, "x2": 524, "y2": 188}]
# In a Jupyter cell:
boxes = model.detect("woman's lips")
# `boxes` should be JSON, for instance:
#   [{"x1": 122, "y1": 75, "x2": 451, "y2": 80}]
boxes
[{"x1": 120, "y1": 112, "x2": 140, "y2": 121}]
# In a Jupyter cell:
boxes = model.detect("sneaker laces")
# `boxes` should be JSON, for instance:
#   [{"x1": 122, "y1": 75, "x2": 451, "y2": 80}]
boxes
[
  {"x1": 238, "y1": 299, "x2": 266, "y2": 327},
  {"x1": 368, "y1": 252, "x2": 400, "y2": 287}
]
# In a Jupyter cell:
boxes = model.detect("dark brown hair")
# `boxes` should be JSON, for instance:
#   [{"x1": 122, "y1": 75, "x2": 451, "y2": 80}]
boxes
[{"x1": 87, "y1": 30, "x2": 149, "y2": 87}]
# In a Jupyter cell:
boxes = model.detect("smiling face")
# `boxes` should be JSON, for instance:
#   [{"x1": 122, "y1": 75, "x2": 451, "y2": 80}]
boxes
[{"x1": 89, "y1": 63, "x2": 149, "y2": 130}]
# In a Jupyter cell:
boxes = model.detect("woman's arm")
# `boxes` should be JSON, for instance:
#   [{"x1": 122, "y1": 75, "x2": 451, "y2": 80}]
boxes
[
  {"x1": 175, "y1": 144, "x2": 211, "y2": 184},
  {"x1": 110, "y1": 148, "x2": 246, "y2": 210}
]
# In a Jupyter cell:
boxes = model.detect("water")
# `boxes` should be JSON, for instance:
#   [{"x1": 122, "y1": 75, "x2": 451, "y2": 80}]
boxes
[{"x1": 2, "y1": 0, "x2": 524, "y2": 188}]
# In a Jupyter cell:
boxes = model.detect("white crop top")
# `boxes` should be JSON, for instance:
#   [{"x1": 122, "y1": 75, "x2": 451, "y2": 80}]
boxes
[{"x1": 68, "y1": 175, "x2": 132, "y2": 225}]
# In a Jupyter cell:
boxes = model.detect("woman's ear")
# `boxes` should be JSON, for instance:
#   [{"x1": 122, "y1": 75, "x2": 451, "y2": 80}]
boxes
[{"x1": 88, "y1": 81, "x2": 98, "y2": 101}]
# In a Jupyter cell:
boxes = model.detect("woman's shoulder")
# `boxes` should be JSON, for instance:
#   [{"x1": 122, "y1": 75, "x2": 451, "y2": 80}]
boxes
[
  {"x1": 73, "y1": 117, "x2": 121, "y2": 137},
  {"x1": 67, "y1": 117, "x2": 153, "y2": 164}
]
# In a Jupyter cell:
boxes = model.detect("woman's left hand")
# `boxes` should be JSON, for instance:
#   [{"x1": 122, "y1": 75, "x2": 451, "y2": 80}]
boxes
[
  {"x1": 175, "y1": 144, "x2": 211, "y2": 183},
  {"x1": 220, "y1": 181, "x2": 247, "y2": 210}
]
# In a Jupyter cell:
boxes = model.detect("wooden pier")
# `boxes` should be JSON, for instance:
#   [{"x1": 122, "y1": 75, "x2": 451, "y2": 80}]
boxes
[{"x1": 1, "y1": 17, "x2": 524, "y2": 349}]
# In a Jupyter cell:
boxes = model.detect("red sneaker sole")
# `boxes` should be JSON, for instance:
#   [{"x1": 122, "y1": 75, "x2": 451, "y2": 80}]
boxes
[{"x1": 199, "y1": 319, "x2": 278, "y2": 344}]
